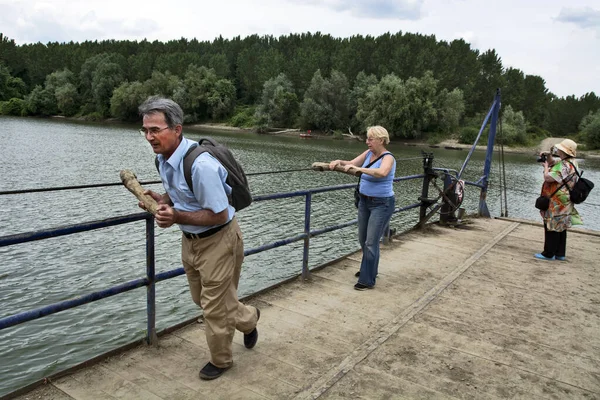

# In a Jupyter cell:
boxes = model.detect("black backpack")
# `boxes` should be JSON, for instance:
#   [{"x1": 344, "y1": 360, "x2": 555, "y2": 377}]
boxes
[
  {"x1": 155, "y1": 137, "x2": 252, "y2": 211},
  {"x1": 568, "y1": 161, "x2": 594, "y2": 204}
]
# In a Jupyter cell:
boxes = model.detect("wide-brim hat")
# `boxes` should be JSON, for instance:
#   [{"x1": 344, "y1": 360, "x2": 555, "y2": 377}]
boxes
[{"x1": 555, "y1": 139, "x2": 577, "y2": 157}]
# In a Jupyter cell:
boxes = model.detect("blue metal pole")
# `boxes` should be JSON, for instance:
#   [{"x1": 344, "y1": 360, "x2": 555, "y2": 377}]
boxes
[
  {"x1": 457, "y1": 104, "x2": 495, "y2": 180},
  {"x1": 146, "y1": 216, "x2": 158, "y2": 346},
  {"x1": 479, "y1": 89, "x2": 502, "y2": 217},
  {"x1": 302, "y1": 193, "x2": 311, "y2": 280}
]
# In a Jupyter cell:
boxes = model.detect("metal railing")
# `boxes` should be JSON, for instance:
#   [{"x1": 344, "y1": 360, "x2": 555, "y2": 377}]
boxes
[
  {"x1": 0, "y1": 90, "x2": 502, "y2": 349},
  {"x1": 0, "y1": 174, "x2": 427, "y2": 345}
]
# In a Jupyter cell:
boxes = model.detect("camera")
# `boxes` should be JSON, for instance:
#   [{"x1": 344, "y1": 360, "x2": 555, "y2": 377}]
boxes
[{"x1": 537, "y1": 153, "x2": 547, "y2": 163}]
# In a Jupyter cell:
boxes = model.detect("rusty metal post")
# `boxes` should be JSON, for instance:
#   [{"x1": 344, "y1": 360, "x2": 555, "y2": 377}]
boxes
[{"x1": 418, "y1": 152, "x2": 435, "y2": 224}]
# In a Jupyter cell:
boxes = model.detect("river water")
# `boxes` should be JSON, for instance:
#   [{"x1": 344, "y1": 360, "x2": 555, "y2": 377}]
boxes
[{"x1": 1, "y1": 116, "x2": 599, "y2": 395}]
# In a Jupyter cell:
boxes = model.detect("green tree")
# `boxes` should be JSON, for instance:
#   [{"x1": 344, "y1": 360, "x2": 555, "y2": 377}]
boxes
[
  {"x1": 0, "y1": 64, "x2": 26, "y2": 101},
  {"x1": 45, "y1": 69, "x2": 78, "y2": 116},
  {"x1": 500, "y1": 105, "x2": 527, "y2": 145},
  {"x1": 435, "y1": 88, "x2": 465, "y2": 134},
  {"x1": 209, "y1": 53, "x2": 231, "y2": 78},
  {"x1": 357, "y1": 71, "x2": 438, "y2": 138},
  {"x1": 473, "y1": 49, "x2": 504, "y2": 110},
  {"x1": 128, "y1": 52, "x2": 155, "y2": 82},
  {"x1": 502, "y1": 67, "x2": 525, "y2": 112},
  {"x1": 24, "y1": 84, "x2": 58, "y2": 116},
  {"x1": 55, "y1": 83, "x2": 79, "y2": 116},
  {"x1": 143, "y1": 70, "x2": 182, "y2": 98},
  {"x1": 580, "y1": 110, "x2": 600, "y2": 149},
  {"x1": 328, "y1": 70, "x2": 351, "y2": 130},
  {"x1": 91, "y1": 61, "x2": 124, "y2": 116},
  {"x1": 299, "y1": 69, "x2": 350, "y2": 131},
  {"x1": 349, "y1": 71, "x2": 378, "y2": 131},
  {"x1": 79, "y1": 53, "x2": 126, "y2": 115},
  {"x1": 155, "y1": 52, "x2": 204, "y2": 77},
  {"x1": 174, "y1": 65, "x2": 236, "y2": 122},
  {"x1": 206, "y1": 79, "x2": 236, "y2": 120},
  {"x1": 522, "y1": 74, "x2": 550, "y2": 128},
  {"x1": 110, "y1": 81, "x2": 149, "y2": 121},
  {"x1": 254, "y1": 73, "x2": 298, "y2": 130},
  {"x1": 0, "y1": 97, "x2": 26, "y2": 115}
]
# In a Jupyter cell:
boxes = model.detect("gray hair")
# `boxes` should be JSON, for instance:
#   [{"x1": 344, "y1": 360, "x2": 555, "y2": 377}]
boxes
[{"x1": 138, "y1": 96, "x2": 184, "y2": 128}]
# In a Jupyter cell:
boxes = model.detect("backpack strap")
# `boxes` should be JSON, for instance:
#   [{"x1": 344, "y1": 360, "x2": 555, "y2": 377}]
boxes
[
  {"x1": 566, "y1": 160, "x2": 583, "y2": 178},
  {"x1": 154, "y1": 138, "x2": 217, "y2": 194},
  {"x1": 357, "y1": 152, "x2": 394, "y2": 186},
  {"x1": 544, "y1": 161, "x2": 576, "y2": 198},
  {"x1": 198, "y1": 137, "x2": 218, "y2": 147},
  {"x1": 183, "y1": 144, "x2": 209, "y2": 194}
]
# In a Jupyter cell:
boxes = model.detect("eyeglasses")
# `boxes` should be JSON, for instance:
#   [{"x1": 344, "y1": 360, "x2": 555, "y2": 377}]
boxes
[
  {"x1": 366, "y1": 137, "x2": 379, "y2": 142},
  {"x1": 140, "y1": 126, "x2": 170, "y2": 136}
]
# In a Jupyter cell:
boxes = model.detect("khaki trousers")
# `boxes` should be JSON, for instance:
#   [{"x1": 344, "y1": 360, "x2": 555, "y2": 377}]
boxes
[{"x1": 181, "y1": 217, "x2": 258, "y2": 368}]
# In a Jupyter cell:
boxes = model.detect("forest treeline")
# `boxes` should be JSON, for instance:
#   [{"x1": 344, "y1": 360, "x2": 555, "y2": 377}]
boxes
[{"x1": 1, "y1": 31, "x2": 600, "y2": 148}]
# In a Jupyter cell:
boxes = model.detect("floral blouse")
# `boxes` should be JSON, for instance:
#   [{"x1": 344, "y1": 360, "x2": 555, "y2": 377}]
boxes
[{"x1": 540, "y1": 159, "x2": 582, "y2": 232}]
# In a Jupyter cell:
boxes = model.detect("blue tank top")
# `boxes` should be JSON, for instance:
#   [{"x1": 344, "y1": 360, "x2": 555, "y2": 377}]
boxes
[{"x1": 359, "y1": 152, "x2": 395, "y2": 197}]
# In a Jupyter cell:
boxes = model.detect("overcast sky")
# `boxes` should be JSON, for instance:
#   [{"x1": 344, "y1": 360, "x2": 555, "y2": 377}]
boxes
[{"x1": 1, "y1": 0, "x2": 599, "y2": 98}]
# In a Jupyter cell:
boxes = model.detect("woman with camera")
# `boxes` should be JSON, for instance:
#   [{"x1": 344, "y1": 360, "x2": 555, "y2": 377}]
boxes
[{"x1": 535, "y1": 139, "x2": 582, "y2": 261}]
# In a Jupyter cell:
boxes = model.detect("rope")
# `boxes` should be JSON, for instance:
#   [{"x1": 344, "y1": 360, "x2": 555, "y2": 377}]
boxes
[
  {"x1": 247, "y1": 168, "x2": 313, "y2": 176},
  {"x1": 0, "y1": 155, "x2": 429, "y2": 196}
]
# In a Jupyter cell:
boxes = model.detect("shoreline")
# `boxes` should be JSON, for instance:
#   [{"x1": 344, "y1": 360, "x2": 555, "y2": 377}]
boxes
[
  {"x1": 427, "y1": 138, "x2": 600, "y2": 159},
  {"x1": 185, "y1": 124, "x2": 600, "y2": 159}
]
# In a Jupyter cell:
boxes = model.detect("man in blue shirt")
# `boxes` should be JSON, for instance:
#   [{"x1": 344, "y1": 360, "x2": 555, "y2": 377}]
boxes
[{"x1": 138, "y1": 97, "x2": 260, "y2": 380}]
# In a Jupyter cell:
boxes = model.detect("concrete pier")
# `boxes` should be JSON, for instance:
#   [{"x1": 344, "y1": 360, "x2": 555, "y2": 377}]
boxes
[{"x1": 12, "y1": 217, "x2": 600, "y2": 399}]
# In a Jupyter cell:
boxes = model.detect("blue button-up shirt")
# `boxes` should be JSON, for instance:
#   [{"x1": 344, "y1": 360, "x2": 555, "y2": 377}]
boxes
[{"x1": 156, "y1": 137, "x2": 235, "y2": 234}]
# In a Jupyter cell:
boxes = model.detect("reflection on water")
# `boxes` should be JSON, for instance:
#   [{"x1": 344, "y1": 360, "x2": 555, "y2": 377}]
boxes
[{"x1": 1, "y1": 116, "x2": 600, "y2": 395}]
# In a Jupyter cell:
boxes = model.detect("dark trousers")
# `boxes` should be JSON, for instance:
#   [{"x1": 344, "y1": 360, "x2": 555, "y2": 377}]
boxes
[{"x1": 542, "y1": 223, "x2": 567, "y2": 258}]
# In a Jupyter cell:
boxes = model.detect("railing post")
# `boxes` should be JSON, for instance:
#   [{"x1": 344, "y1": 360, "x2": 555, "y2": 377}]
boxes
[
  {"x1": 479, "y1": 88, "x2": 502, "y2": 217},
  {"x1": 146, "y1": 216, "x2": 158, "y2": 346},
  {"x1": 302, "y1": 193, "x2": 312, "y2": 281},
  {"x1": 418, "y1": 152, "x2": 435, "y2": 224}
]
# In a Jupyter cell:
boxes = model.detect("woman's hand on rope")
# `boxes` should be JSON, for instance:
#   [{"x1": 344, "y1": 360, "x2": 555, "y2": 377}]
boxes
[
  {"x1": 343, "y1": 164, "x2": 359, "y2": 174},
  {"x1": 329, "y1": 160, "x2": 343, "y2": 170}
]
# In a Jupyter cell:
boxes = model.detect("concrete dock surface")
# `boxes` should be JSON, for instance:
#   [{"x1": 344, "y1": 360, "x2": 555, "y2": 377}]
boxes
[{"x1": 12, "y1": 217, "x2": 600, "y2": 399}]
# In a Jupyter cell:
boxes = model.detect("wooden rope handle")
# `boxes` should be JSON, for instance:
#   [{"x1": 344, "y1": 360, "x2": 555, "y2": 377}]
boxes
[
  {"x1": 311, "y1": 162, "x2": 361, "y2": 177},
  {"x1": 120, "y1": 170, "x2": 159, "y2": 215}
]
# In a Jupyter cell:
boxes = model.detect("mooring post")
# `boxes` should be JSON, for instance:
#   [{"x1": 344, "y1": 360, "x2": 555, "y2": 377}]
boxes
[
  {"x1": 439, "y1": 172, "x2": 458, "y2": 224},
  {"x1": 418, "y1": 152, "x2": 435, "y2": 224}
]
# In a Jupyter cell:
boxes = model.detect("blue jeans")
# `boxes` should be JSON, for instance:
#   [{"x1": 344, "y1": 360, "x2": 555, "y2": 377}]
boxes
[{"x1": 357, "y1": 195, "x2": 395, "y2": 287}]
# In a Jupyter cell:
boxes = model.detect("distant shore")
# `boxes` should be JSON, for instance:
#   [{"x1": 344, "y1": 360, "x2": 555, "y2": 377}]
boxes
[
  {"x1": 188, "y1": 124, "x2": 600, "y2": 158},
  {"x1": 52, "y1": 117, "x2": 600, "y2": 159},
  {"x1": 427, "y1": 137, "x2": 600, "y2": 159}
]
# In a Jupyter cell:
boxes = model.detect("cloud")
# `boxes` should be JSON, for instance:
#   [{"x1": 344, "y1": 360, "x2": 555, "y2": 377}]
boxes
[
  {"x1": 0, "y1": 1, "x2": 152, "y2": 43},
  {"x1": 556, "y1": 6, "x2": 600, "y2": 30},
  {"x1": 290, "y1": 0, "x2": 424, "y2": 20}
]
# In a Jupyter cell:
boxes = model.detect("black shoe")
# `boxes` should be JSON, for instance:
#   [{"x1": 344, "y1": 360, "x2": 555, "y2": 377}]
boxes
[
  {"x1": 244, "y1": 308, "x2": 260, "y2": 349},
  {"x1": 356, "y1": 271, "x2": 378, "y2": 278},
  {"x1": 199, "y1": 362, "x2": 231, "y2": 380},
  {"x1": 354, "y1": 283, "x2": 373, "y2": 291}
]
